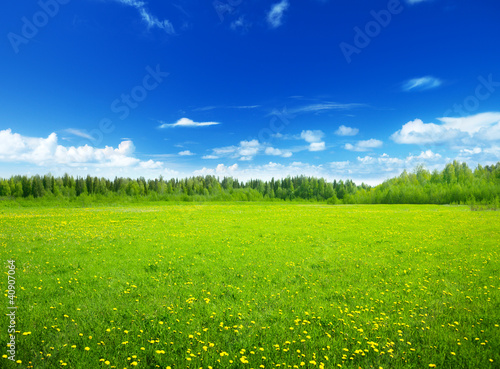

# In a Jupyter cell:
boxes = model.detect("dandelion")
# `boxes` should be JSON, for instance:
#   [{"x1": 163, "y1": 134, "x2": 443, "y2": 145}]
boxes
[{"x1": 84, "y1": 347, "x2": 90, "y2": 351}]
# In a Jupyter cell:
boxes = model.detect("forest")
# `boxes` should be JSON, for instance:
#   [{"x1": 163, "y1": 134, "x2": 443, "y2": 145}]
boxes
[{"x1": 0, "y1": 160, "x2": 499, "y2": 205}]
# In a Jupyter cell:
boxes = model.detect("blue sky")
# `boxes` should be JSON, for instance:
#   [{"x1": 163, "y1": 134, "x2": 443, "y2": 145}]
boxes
[{"x1": 1, "y1": 0, "x2": 500, "y2": 184}]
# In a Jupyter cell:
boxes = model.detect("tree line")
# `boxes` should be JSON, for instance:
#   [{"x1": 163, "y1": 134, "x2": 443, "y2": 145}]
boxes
[{"x1": 0, "y1": 161, "x2": 499, "y2": 205}]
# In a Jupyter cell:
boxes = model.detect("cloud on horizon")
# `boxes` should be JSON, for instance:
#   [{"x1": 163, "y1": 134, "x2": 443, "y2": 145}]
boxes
[
  {"x1": 390, "y1": 112, "x2": 500, "y2": 145},
  {"x1": 0, "y1": 129, "x2": 163, "y2": 170}
]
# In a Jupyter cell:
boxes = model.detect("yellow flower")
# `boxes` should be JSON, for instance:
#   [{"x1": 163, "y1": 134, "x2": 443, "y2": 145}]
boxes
[
  {"x1": 429, "y1": 365, "x2": 436, "y2": 368},
  {"x1": 105, "y1": 361, "x2": 110, "y2": 365},
  {"x1": 85, "y1": 347, "x2": 90, "y2": 351}
]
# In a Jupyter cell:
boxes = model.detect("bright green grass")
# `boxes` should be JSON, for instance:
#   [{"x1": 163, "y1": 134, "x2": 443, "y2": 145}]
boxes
[{"x1": 0, "y1": 204, "x2": 499, "y2": 369}]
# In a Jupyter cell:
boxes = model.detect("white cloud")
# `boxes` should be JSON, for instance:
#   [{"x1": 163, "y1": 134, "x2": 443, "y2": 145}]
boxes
[
  {"x1": 139, "y1": 159, "x2": 163, "y2": 169},
  {"x1": 63, "y1": 128, "x2": 94, "y2": 140},
  {"x1": 300, "y1": 130, "x2": 324, "y2": 143},
  {"x1": 335, "y1": 125, "x2": 359, "y2": 136},
  {"x1": 193, "y1": 163, "x2": 238, "y2": 176},
  {"x1": 344, "y1": 139, "x2": 383, "y2": 152},
  {"x1": 265, "y1": 147, "x2": 292, "y2": 157},
  {"x1": 202, "y1": 155, "x2": 219, "y2": 159},
  {"x1": 406, "y1": 150, "x2": 442, "y2": 161},
  {"x1": 438, "y1": 112, "x2": 500, "y2": 135},
  {"x1": 292, "y1": 102, "x2": 365, "y2": 114},
  {"x1": 230, "y1": 17, "x2": 251, "y2": 32},
  {"x1": 267, "y1": 0, "x2": 289, "y2": 28},
  {"x1": 0, "y1": 129, "x2": 162, "y2": 170},
  {"x1": 239, "y1": 140, "x2": 260, "y2": 157},
  {"x1": 298, "y1": 130, "x2": 326, "y2": 151},
  {"x1": 460, "y1": 147, "x2": 482, "y2": 155},
  {"x1": 391, "y1": 112, "x2": 500, "y2": 145},
  {"x1": 178, "y1": 150, "x2": 195, "y2": 156},
  {"x1": 329, "y1": 161, "x2": 351, "y2": 170},
  {"x1": 402, "y1": 76, "x2": 442, "y2": 92},
  {"x1": 115, "y1": 0, "x2": 175, "y2": 34},
  {"x1": 309, "y1": 142, "x2": 326, "y2": 152},
  {"x1": 390, "y1": 119, "x2": 462, "y2": 144},
  {"x1": 209, "y1": 139, "x2": 263, "y2": 161},
  {"x1": 158, "y1": 118, "x2": 220, "y2": 128}
]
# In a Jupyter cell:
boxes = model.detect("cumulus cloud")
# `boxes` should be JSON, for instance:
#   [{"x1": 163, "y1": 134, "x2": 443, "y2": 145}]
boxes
[
  {"x1": 158, "y1": 118, "x2": 220, "y2": 128},
  {"x1": 209, "y1": 139, "x2": 262, "y2": 161},
  {"x1": 139, "y1": 159, "x2": 164, "y2": 169},
  {"x1": 265, "y1": 147, "x2": 292, "y2": 157},
  {"x1": 438, "y1": 112, "x2": 500, "y2": 135},
  {"x1": 267, "y1": 0, "x2": 289, "y2": 28},
  {"x1": 460, "y1": 147, "x2": 482, "y2": 155},
  {"x1": 178, "y1": 150, "x2": 195, "y2": 156},
  {"x1": 344, "y1": 139, "x2": 383, "y2": 152},
  {"x1": 193, "y1": 163, "x2": 239, "y2": 176},
  {"x1": 299, "y1": 130, "x2": 326, "y2": 151},
  {"x1": 309, "y1": 142, "x2": 326, "y2": 152},
  {"x1": 0, "y1": 129, "x2": 162, "y2": 170},
  {"x1": 406, "y1": 150, "x2": 442, "y2": 161},
  {"x1": 391, "y1": 112, "x2": 500, "y2": 145},
  {"x1": 335, "y1": 125, "x2": 359, "y2": 136},
  {"x1": 390, "y1": 119, "x2": 462, "y2": 144},
  {"x1": 115, "y1": 0, "x2": 175, "y2": 34},
  {"x1": 300, "y1": 130, "x2": 324, "y2": 143}
]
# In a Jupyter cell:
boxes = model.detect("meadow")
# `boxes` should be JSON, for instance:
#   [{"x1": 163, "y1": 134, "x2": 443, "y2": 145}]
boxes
[{"x1": 0, "y1": 203, "x2": 499, "y2": 368}]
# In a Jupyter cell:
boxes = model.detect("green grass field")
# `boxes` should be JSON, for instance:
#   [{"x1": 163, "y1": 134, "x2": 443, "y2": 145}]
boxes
[{"x1": 1, "y1": 204, "x2": 499, "y2": 368}]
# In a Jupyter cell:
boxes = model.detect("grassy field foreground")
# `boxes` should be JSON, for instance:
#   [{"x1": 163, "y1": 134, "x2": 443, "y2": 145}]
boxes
[{"x1": 0, "y1": 204, "x2": 499, "y2": 368}]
